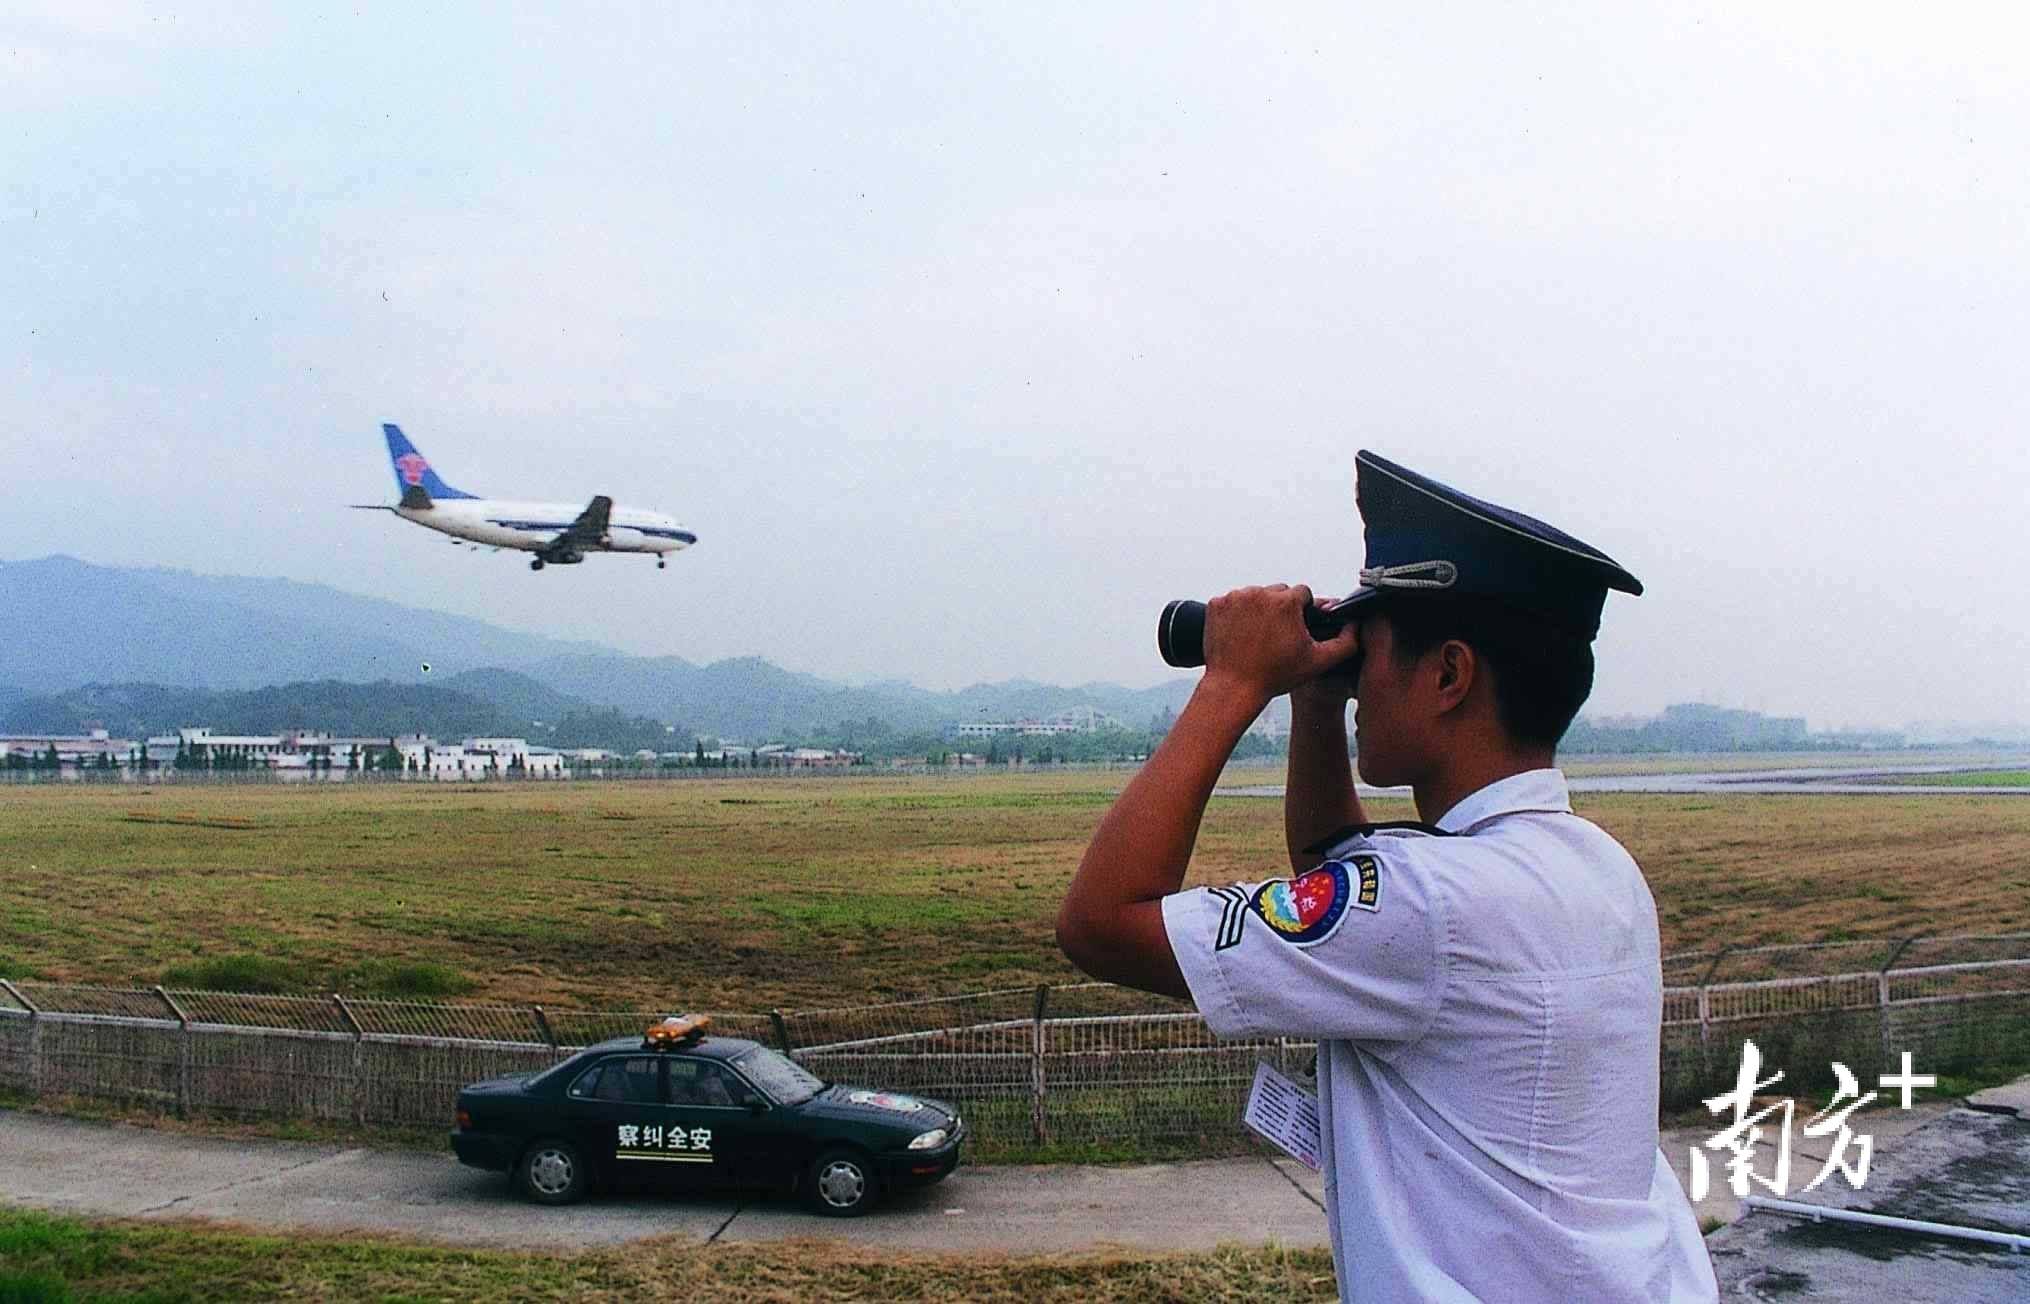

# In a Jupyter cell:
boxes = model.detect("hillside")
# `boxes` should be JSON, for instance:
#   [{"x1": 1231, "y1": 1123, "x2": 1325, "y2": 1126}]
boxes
[
  {"x1": 2, "y1": 555, "x2": 1197, "y2": 738},
  {"x1": 0, "y1": 556, "x2": 610, "y2": 693},
  {"x1": 2, "y1": 681, "x2": 521, "y2": 741},
  {"x1": 0, "y1": 680, "x2": 676, "y2": 750},
  {"x1": 435, "y1": 667, "x2": 590, "y2": 724}
]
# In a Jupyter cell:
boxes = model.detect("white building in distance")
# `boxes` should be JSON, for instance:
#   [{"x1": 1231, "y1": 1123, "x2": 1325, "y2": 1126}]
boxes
[{"x1": 949, "y1": 706, "x2": 1124, "y2": 739}]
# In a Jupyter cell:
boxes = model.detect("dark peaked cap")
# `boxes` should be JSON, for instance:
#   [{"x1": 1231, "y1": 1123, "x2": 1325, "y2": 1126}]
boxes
[{"x1": 1327, "y1": 450, "x2": 1642, "y2": 640}]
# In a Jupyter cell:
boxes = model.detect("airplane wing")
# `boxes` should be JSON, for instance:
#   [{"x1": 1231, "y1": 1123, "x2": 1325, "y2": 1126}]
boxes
[{"x1": 553, "y1": 495, "x2": 613, "y2": 550}]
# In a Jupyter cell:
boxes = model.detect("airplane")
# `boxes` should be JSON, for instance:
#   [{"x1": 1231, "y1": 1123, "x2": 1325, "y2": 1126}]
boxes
[{"x1": 352, "y1": 424, "x2": 697, "y2": 571}]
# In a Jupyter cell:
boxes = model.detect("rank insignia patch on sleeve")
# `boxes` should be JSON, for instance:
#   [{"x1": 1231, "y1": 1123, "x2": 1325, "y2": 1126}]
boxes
[
  {"x1": 1347, "y1": 854, "x2": 1381, "y2": 912},
  {"x1": 1211, "y1": 885, "x2": 1249, "y2": 951}
]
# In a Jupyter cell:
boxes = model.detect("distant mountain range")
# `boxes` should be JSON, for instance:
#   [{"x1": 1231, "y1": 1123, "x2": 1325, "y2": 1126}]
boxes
[
  {"x1": 0, "y1": 555, "x2": 609, "y2": 691},
  {"x1": 0, "y1": 679, "x2": 681, "y2": 752},
  {"x1": 2, "y1": 555, "x2": 1197, "y2": 740},
  {"x1": 5, "y1": 680, "x2": 527, "y2": 742}
]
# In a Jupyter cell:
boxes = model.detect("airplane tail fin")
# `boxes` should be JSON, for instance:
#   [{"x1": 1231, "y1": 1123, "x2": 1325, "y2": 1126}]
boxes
[{"x1": 382, "y1": 424, "x2": 478, "y2": 506}]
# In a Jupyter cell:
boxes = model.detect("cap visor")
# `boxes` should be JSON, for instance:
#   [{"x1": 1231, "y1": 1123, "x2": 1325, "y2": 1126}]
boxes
[{"x1": 1322, "y1": 589, "x2": 1382, "y2": 616}]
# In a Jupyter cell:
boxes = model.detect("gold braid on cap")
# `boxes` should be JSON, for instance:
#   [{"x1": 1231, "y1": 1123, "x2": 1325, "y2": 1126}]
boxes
[{"x1": 1356, "y1": 560, "x2": 1458, "y2": 590}]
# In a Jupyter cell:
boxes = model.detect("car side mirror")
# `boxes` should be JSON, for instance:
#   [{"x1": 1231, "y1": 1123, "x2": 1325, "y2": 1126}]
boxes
[{"x1": 746, "y1": 1099, "x2": 768, "y2": 1115}]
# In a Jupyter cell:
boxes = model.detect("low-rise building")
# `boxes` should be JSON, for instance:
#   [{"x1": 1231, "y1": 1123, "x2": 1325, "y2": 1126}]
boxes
[
  {"x1": 461, "y1": 737, "x2": 565, "y2": 776},
  {"x1": 26, "y1": 722, "x2": 571, "y2": 779},
  {"x1": 761, "y1": 747, "x2": 863, "y2": 768},
  {"x1": 177, "y1": 727, "x2": 286, "y2": 765},
  {"x1": 0, "y1": 731, "x2": 137, "y2": 768},
  {"x1": 948, "y1": 707, "x2": 1125, "y2": 739}
]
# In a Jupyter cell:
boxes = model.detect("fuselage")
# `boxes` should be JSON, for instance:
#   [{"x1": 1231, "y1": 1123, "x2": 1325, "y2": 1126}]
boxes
[{"x1": 398, "y1": 498, "x2": 698, "y2": 556}]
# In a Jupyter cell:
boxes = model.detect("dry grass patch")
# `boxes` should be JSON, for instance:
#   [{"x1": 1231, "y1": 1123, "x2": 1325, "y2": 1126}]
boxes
[{"x1": 3, "y1": 772, "x2": 2026, "y2": 1008}]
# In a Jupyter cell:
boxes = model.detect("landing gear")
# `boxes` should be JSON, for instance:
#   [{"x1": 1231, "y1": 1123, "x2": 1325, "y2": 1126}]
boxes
[
  {"x1": 530, "y1": 558, "x2": 545, "y2": 571},
  {"x1": 657, "y1": 558, "x2": 667, "y2": 570}
]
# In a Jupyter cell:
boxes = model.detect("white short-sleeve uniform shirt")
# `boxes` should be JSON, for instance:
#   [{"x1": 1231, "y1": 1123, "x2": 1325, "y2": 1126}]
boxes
[{"x1": 1162, "y1": 769, "x2": 1718, "y2": 1303}]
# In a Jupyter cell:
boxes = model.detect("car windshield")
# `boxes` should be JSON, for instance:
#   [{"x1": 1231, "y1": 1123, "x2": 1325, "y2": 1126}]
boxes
[{"x1": 733, "y1": 1047, "x2": 824, "y2": 1106}]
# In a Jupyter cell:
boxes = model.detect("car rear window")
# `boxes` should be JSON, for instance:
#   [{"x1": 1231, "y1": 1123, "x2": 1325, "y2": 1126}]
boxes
[{"x1": 593, "y1": 1056, "x2": 663, "y2": 1103}]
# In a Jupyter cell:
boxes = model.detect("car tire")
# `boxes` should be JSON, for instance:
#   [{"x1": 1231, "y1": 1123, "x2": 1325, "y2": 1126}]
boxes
[
  {"x1": 516, "y1": 1138, "x2": 588, "y2": 1205},
  {"x1": 804, "y1": 1147, "x2": 879, "y2": 1217}
]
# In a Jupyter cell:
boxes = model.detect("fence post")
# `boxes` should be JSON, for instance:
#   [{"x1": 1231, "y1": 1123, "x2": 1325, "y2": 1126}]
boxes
[
  {"x1": 2, "y1": 980, "x2": 40, "y2": 1098},
  {"x1": 1030, "y1": 985, "x2": 1050, "y2": 1145},
  {"x1": 770, "y1": 1009, "x2": 793, "y2": 1055},
  {"x1": 1696, "y1": 948, "x2": 1732, "y2": 1074},
  {"x1": 531, "y1": 1005, "x2": 557, "y2": 1049},
  {"x1": 1877, "y1": 936, "x2": 1921, "y2": 1071},
  {"x1": 154, "y1": 986, "x2": 191, "y2": 1117},
  {"x1": 333, "y1": 994, "x2": 366, "y2": 1126}
]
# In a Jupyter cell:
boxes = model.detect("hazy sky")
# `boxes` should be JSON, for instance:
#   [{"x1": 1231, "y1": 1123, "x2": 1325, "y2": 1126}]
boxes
[{"x1": 6, "y1": 3, "x2": 2026, "y2": 729}]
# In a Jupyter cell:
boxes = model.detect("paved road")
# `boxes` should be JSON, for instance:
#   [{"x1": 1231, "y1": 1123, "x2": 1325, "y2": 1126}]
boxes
[
  {"x1": 8, "y1": 1089, "x2": 2016, "y2": 1300},
  {"x1": 0, "y1": 1110, "x2": 1329, "y2": 1253}
]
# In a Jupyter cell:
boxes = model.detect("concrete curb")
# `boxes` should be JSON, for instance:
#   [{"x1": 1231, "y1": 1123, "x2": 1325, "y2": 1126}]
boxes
[{"x1": 1966, "y1": 1079, "x2": 2030, "y2": 1119}]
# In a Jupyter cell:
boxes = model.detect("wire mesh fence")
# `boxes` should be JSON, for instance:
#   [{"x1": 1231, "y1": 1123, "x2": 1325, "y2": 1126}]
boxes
[{"x1": 2, "y1": 934, "x2": 2026, "y2": 1150}]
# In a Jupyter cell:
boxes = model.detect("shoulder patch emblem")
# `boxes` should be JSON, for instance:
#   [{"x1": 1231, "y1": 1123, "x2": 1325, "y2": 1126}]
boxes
[
  {"x1": 1210, "y1": 857, "x2": 1384, "y2": 951},
  {"x1": 1252, "y1": 862, "x2": 1351, "y2": 945},
  {"x1": 1220, "y1": 856, "x2": 1386, "y2": 952}
]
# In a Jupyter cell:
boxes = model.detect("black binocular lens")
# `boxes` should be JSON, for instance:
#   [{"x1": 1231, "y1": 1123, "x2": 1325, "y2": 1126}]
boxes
[{"x1": 1158, "y1": 600, "x2": 1209, "y2": 668}]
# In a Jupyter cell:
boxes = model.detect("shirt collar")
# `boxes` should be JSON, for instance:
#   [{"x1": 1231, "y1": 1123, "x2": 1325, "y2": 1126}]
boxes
[{"x1": 1434, "y1": 768, "x2": 1573, "y2": 834}]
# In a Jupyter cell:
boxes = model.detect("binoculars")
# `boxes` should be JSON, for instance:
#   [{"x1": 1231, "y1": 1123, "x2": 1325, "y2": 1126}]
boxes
[{"x1": 1156, "y1": 598, "x2": 1358, "y2": 669}]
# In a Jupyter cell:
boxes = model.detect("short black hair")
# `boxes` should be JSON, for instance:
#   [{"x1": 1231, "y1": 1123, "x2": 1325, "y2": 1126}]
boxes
[{"x1": 1375, "y1": 595, "x2": 1595, "y2": 748}]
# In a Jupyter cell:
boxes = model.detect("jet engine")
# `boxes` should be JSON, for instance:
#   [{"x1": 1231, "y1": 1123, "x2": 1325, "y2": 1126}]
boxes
[{"x1": 600, "y1": 527, "x2": 649, "y2": 552}]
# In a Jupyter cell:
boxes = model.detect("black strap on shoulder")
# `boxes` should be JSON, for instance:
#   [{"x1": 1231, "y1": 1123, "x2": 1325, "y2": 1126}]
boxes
[{"x1": 1303, "y1": 820, "x2": 1456, "y2": 856}]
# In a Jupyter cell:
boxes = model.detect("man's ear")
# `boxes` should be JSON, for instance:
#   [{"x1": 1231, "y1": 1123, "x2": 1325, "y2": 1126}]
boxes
[{"x1": 1433, "y1": 639, "x2": 1477, "y2": 715}]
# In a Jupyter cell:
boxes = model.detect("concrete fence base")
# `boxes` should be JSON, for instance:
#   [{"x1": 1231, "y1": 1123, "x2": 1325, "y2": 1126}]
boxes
[{"x1": 3, "y1": 972, "x2": 2026, "y2": 1152}]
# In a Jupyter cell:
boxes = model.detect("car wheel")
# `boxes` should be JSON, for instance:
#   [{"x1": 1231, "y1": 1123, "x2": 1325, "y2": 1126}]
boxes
[
  {"x1": 805, "y1": 1148, "x2": 879, "y2": 1217},
  {"x1": 516, "y1": 1139, "x2": 587, "y2": 1205}
]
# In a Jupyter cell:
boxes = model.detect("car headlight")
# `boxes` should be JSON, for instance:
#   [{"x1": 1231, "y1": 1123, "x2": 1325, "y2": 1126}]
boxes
[{"x1": 907, "y1": 1128, "x2": 949, "y2": 1151}]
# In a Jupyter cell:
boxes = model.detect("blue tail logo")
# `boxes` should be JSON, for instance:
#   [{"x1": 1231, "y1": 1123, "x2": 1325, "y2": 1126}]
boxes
[{"x1": 382, "y1": 424, "x2": 477, "y2": 501}]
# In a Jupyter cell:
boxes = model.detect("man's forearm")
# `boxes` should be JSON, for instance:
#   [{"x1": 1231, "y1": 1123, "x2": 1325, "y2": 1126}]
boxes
[
  {"x1": 1055, "y1": 674, "x2": 1264, "y2": 992},
  {"x1": 1284, "y1": 697, "x2": 1365, "y2": 871}
]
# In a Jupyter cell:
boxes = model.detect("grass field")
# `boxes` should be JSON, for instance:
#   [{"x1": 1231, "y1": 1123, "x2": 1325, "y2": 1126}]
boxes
[
  {"x1": 4, "y1": 771, "x2": 2029, "y2": 1009},
  {"x1": 0, "y1": 1207, "x2": 1340, "y2": 1303}
]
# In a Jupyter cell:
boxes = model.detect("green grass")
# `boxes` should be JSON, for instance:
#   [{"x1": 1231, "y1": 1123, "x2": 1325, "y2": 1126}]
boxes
[
  {"x1": 0, "y1": 1208, "x2": 1340, "y2": 1302},
  {"x1": 1935, "y1": 1058, "x2": 2030, "y2": 1100},
  {"x1": 341, "y1": 959, "x2": 478, "y2": 998},
  {"x1": 156, "y1": 954, "x2": 309, "y2": 994}
]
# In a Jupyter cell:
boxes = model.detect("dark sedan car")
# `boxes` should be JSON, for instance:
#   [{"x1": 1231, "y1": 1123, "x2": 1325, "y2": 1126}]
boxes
[{"x1": 451, "y1": 1016, "x2": 963, "y2": 1216}]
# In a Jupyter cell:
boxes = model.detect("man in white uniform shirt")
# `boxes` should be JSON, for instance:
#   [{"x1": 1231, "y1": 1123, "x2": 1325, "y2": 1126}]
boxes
[{"x1": 1057, "y1": 451, "x2": 1718, "y2": 1301}]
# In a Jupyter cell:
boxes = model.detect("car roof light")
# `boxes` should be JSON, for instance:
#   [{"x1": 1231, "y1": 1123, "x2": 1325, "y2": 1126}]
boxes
[{"x1": 644, "y1": 1014, "x2": 711, "y2": 1049}]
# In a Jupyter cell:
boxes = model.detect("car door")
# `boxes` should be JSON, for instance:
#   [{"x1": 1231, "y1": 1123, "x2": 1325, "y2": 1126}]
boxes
[
  {"x1": 560, "y1": 1054, "x2": 697, "y2": 1188},
  {"x1": 663, "y1": 1057, "x2": 775, "y2": 1189}
]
